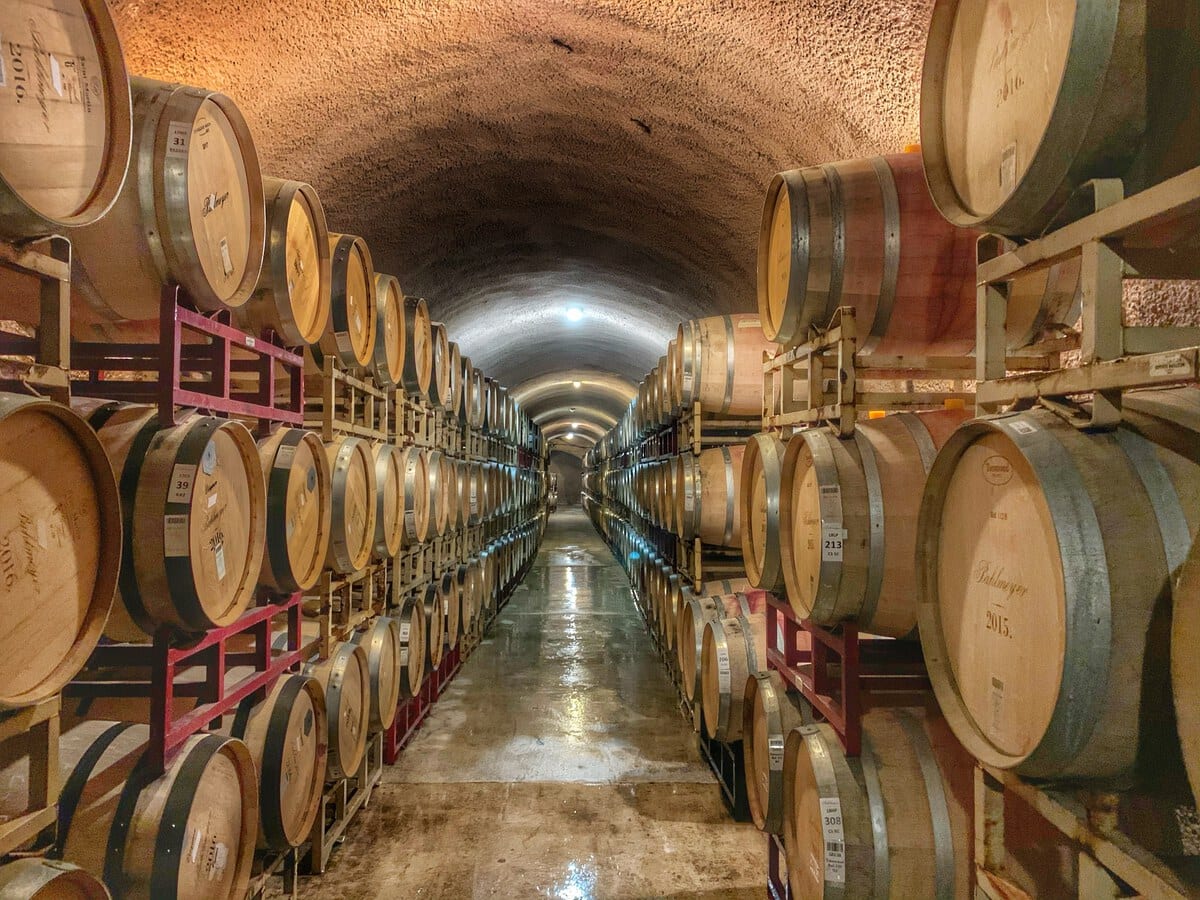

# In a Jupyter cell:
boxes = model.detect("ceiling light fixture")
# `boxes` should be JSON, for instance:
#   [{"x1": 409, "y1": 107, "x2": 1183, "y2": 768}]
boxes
[
  {"x1": 565, "y1": 306, "x2": 584, "y2": 322},
  {"x1": 572, "y1": 381, "x2": 582, "y2": 389}
]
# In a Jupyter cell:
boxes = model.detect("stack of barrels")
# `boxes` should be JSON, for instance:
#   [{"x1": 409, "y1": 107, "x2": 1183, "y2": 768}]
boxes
[
  {"x1": 582, "y1": 314, "x2": 771, "y2": 656},
  {"x1": 740, "y1": 2, "x2": 1200, "y2": 897},
  {"x1": 0, "y1": 2, "x2": 548, "y2": 897}
]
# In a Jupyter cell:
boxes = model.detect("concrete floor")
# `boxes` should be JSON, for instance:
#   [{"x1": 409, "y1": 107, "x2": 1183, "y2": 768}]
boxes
[{"x1": 294, "y1": 508, "x2": 765, "y2": 899}]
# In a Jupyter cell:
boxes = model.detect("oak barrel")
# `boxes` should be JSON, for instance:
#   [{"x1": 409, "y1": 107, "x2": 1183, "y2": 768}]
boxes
[
  {"x1": 399, "y1": 445, "x2": 430, "y2": 548},
  {"x1": 57, "y1": 721, "x2": 257, "y2": 900},
  {"x1": 237, "y1": 178, "x2": 330, "y2": 346},
  {"x1": 428, "y1": 322, "x2": 452, "y2": 409},
  {"x1": 352, "y1": 617, "x2": 402, "y2": 732},
  {"x1": 304, "y1": 641, "x2": 369, "y2": 781},
  {"x1": 441, "y1": 571, "x2": 461, "y2": 651},
  {"x1": 782, "y1": 709, "x2": 971, "y2": 898},
  {"x1": 921, "y1": 0, "x2": 1200, "y2": 244},
  {"x1": 396, "y1": 594, "x2": 427, "y2": 700},
  {"x1": 0, "y1": 395, "x2": 119, "y2": 707},
  {"x1": 782, "y1": 409, "x2": 969, "y2": 637},
  {"x1": 257, "y1": 427, "x2": 332, "y2": 594},
  {"x1": 448, "y1": 342, "x2": 465, "y2": 421},
  {"x1": 740, "y1": 433, "x2": 787, "y2": 592},
  {"x1": 83, "y1": 403, "x2": 265, "y2": 640},
  {"x1": 677, "y1": 585, "x2": 752, "y2": 703},
  {"x1": 743, "y1": 670, "x2": 807, "y2": 833},
  {"x1": 701, "y1": 611, "x2": 766, "y2": 742},
  {"x1": 371, "y1": 442, "x2": 404, "y2": 559},
  {"x1": 425, "y1": 450, "x2": 451, "y2": 538},
  {"x1": 676, "y1": 315, "x2": 772, "y2": 416},
  {"x1": 757, "y1": 153, "x2": 976, "y2": 353},
  {"x1": 0, "y1": 0, "x2": 131, "y2": 238},
  {"x1": 400, "y1": 296, "x2": 432, "y2": 398},
  {"x1": 422, "y1": 582, "x2": 445, "y2": 673},
  {"x1": 674, "y1": 444, "x2": 745, "y2": 548},
  {"x1": 225, "y1": 672, "x2": 327, "y2": 850},
  {"x1": 71, "y1": 78, "x2": 265, "y2": 317},
  {"x1": 324, "y1": 437, "x2": 376, "y2": 574},
  {"x1": 916, "y1": 391, "x2": 1200, "y2": 780},
  {"x1": 457, "y1": 561, "x2": 483, "y2": 634},
  {"x1": 370, "y1": 274, "x2": 405, "y2": 389},
  {"x1": 317, "y1": 234, "x2": 376, "y2": 371},
  {"x1": 0, "y1": 858, "x2": 110, "y2": 898}
]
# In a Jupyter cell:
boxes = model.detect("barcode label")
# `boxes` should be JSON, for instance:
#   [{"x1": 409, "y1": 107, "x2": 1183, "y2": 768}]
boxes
[
  {"x1": 819, "y1": 797, "x2": 846, "y2": 883},
  {"x1": 274, "y1": 443, "x2": 296, "y2": 469},
  {"x1": 818, "y1": 484, "x2": 841, "y2": 519},
  {"x1": 768, "y1": 735, "x2": 785, "y2": 768},
  {"x1": 164, "y1": 514, "x2": 190, "y2": 556},
  {"x1": 1009, "y1": 420, "x2": 1037, "y2": 436}
]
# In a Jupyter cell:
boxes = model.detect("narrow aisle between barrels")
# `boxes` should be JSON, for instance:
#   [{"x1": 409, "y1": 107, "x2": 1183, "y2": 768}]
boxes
[{"x1": 292, "y1": 508, "x2": 764, "y2": 899}]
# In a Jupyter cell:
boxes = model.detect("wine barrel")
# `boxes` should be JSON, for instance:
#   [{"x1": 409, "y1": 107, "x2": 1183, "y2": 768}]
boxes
[
  {"x1": 371, "y1": 442, "x2": 404, "y2": 559},
  {"x1": 425, "y1": 450, "x2": 451, "y2": 538},
  {"x1": 422, "y1": 583, "x2": 445, "y2": 673},
  {"x1": 743, "y1": 670, "x2": 806, "y2": 833},
  {"x1": 396, "y1": 594, "x2": 427, "y2": 700},
  {"x1": 676, "y1": 315, "x2": 772, "y2": 416},
  {"x1": 783, "y1": 709, "x2": 971, "y2": 899},
  {"x1": 921, "y1": 0, "x2": 1200, "y2": 243},
  {"x1": 400, "y1": 296, "x2": 432, "y2": 398},
  {"x1": 428, "y1": 322, "x2": 452, "y2": 410},
  {"x1": 675, "y1": 444, "x2": 745, "y2": 548},
  {"x1": 82, "y1": 403, "x2": 265, "y2": 640},
  {"x1": 457, "y1": 561, "x2": 482, "y2": 634},
  {"x1": 399, "y1": 445, "x2": 430, "y2": 548},
  {"x1": 453, "y1": 460, "x2": 472, "y2": 530},
  {"x1": 72, "y1": 78, "x2": 265, "y2": 318},
  {"x1": 0, "y1": 0, "x2": 131, "y2": 238},
  {"x1": 316, "y1": 234, "x2": 376, "y2": 371},
  {"x1": 237, "y1": 178, "x2": 331, "y2": 346},
  {"x1": 441, "y1": 571, "x2": 461, "y2": 651},
  {"x1": 257, "y1": 427, "x2": 332, "y2": 594},
  {"x1": 352, "y1": 617, "x2": 402, "y2": 732},
  {"x1": 740, "y1": 433, "x2": 787, "y2": 592},
  {"x1": 675, "y1": 581, "x2": 756, "y2": 700},
  {"x1": 782, "y1": 409, "x2": 969, "y2": 637},
  {"x1": 0, "y1": 396, "x2": 118, "y2": 707},
  {"x1": 304, "y1": 641, "x2": 369, "y2": 780},
  {"x1": 448, "y1": 342, "x2": 465, "y2": 421},
  {"x1": 370, "y1": 274, "x2": 405, "y2": 389},
  {"x1": 916, "y1": 392, "x2": 1200, "y2": 780},
  {"x1": 701, "y1": 612, "x2": 766, "y2": 742},
  {"x1": 324, "y1": 437, "x2": 377, "y2": 574},
  {"x1": 57, "y1": 721, "x2": 257, "y2": 900},
  {"x1": 757, "y1": 153, "x2": 975, "y2": 354},
  {"x1": 0, "y1": 858, "x2": 110, "y2": 899},
  {"x1": 462, "y1": 359, "x2": 482, "y2": 427},
  {"x1": 226, "y1": 672, "x2": 327, "y2": 850}
]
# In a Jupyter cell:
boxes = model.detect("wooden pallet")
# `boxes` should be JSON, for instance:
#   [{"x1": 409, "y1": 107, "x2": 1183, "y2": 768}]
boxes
[
  {"x1": 0, "y1": 697, "x2": 60, "y2": 857},
  {"x1": 0, "y1": 237, "x2": 71, "y2": 402},
  {"x1": 302, "y1": 732, "x2": 384, "y2": 875},
  {"x1": 306, "y1": 566, "x2": 382, "y2": 650},
  {"x1": 304, "y1": 353, "x2": 389, "y2": 441},
  {"x1": 975, "y1": 167, "x2": 1200, "y2": 426}
]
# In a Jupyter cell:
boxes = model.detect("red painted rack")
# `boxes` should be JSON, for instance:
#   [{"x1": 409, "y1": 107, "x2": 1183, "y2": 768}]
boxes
[
  {"x1": 383, "y1": 643, "x2": 463, "y2": 764},
  {"x1": 66, "y1": 593, "x2": 304, "y2": 775},
  {"x1": 70, "y1": 285, "x2": 303, "y2": 429}
]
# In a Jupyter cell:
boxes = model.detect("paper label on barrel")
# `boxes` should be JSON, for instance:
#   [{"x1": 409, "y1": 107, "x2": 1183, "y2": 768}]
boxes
[
  {"x1": 405, "y1": 510, "x2": 416, "y2": 538},
  {"x1": 169, "y1": 464, "x2": 197, "y2": 504},
  {"x1": 768, "y1": 735, "x2": 786, "y2": 769},
  {"x1": 49, "y1": 54, "x2": 63, "y2": 96},
  {"x1": 164, "y1": 514, "x2": 190, "y2": 556},
  {"x1": 219, "y1": 238, "x2": 234, "y2": 278},
  {"x1": 400, "y1": 622, "x2": 411, "y2": 642},
  {"x1": 167, "y1": 121, "x2": 191, "y2": 156},
  {"x1": 214, "y1": 542, "x2": 227, "y2": 581},
  {"x1": 990, "y1": 674, "x2": 1005, "y2": 733},
  {"x1": 821, "y1": 526, "x2": 846, "y2": 563},
  {"x1": 819, "y1": 797, "x2": 846, "y2": 883},
  {"x1": 684, "y1": 478, "x2": 695, "y2": 513},
  {"x1": 1151, "y1": 353, "x2": 1191, "y2": 378},
  {"x1": 717, "y1": 650, "x2": 731, "y2": 693},
  {"x1": 1008, "y1": 420, "x2": 1037, "y2": 436},
  {"x1": 0, "y1": 39, "x2": 7, "y2": 89},
  {"x1": 1000, "y1": 143, "x2": 1018, "y2": 194},
  {"x1": 274, "y1": 443, "x2": 297, "y2": 469},
  {"x1": 818, "y1": 484, "x2": 841, "y2": 520},
  {"x1": 738, "y1": 318, "x2": 762, "y2": 329}
]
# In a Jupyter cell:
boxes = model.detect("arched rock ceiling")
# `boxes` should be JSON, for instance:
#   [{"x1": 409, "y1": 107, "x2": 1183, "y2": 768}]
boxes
[{"x1": 111, "y1": 0, "x2": 933, "y2": 442}]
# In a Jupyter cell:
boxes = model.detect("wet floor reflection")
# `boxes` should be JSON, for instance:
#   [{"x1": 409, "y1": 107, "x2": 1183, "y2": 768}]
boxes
[{"x1": 282, "y1": 509, "x2": 765, "y2": 899}]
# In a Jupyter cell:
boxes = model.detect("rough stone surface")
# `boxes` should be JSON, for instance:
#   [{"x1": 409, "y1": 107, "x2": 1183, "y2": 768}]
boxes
[{"x1": 274, "y1": 509, "x2": 764, "y2": 898}]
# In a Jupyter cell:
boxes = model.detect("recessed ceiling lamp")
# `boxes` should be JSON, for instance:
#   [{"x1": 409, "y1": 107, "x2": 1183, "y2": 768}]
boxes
[
  {"x1": 565, "y1": 306, "x2": 584, "y2": 322},
  {"x1": 572, "y1": 381, "x2": 582, "y2": 389}
]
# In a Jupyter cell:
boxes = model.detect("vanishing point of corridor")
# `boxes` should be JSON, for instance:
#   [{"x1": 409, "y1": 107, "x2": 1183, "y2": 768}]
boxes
[{"x1": 294, "y1": 508, "x2": 764, "y2": 898}]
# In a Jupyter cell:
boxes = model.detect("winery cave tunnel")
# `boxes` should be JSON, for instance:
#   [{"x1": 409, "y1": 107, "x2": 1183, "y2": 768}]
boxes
[{"x1": 110, "y1": 0, "x2": 934, "y2": 458}]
